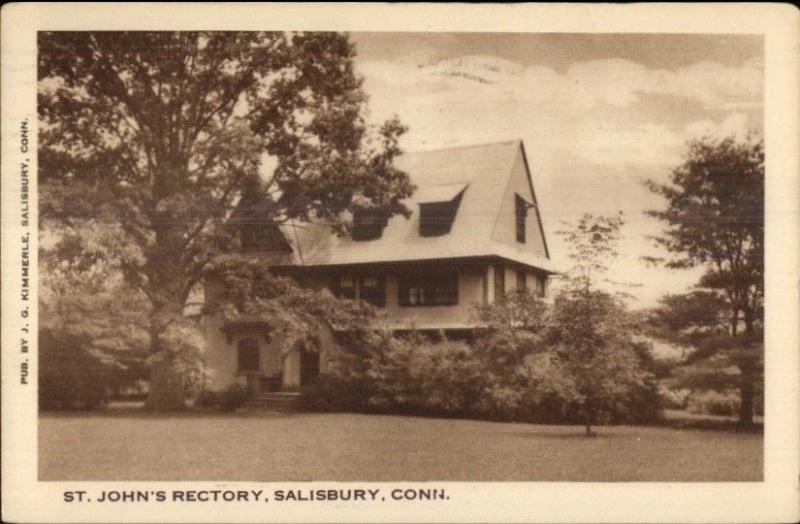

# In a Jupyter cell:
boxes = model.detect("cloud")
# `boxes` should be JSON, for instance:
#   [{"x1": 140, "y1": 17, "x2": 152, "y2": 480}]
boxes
[
  {"x1": 358, "y1": 56, "x2": 761, "y2": 158},
  {"x1": 360, "y1": 55, "x2": 762, "y2": 116}
]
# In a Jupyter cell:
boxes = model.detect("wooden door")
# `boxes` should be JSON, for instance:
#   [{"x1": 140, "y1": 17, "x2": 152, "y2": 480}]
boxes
[{"x1": 299, "y1": 350, "x2": 320, "y2": 386}]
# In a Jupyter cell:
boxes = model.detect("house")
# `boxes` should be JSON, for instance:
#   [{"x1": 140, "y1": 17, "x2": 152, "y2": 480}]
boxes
[{"x1": 202, "y1": 139, "x2": 556, "y2": 393}]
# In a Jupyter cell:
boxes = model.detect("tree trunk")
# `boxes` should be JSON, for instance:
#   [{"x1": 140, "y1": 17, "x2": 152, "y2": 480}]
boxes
[
  {"x1": 738, "y1": 368, "x2": 755, "y2": 427},
  {"x1": 145, "y1": 352, "x2": 187, "y2": 410},
  {"x1": 737, "y1": 310, "x2": 758, "y2": 427},
  {"x1": 583, "y1": 399, "x2": 595, "y2": 437},
  {"x1": 144, "y1": 313, "x2": 188, "y2": 411}
]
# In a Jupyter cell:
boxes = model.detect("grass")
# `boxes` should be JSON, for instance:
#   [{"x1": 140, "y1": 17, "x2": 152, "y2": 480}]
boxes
[{"x1": 39, "y1": 411, "x2": 762, "y2": 482}]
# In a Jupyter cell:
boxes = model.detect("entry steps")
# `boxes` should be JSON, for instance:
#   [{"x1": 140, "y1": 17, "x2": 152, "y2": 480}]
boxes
[{"x1": 243, "y1": 391, "x2": 304, "y2": 412}]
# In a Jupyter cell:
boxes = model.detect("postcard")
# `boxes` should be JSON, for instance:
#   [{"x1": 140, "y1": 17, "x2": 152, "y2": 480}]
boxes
[{"x1": 2, "y1": 3, "x2": 798, "y2": 523}]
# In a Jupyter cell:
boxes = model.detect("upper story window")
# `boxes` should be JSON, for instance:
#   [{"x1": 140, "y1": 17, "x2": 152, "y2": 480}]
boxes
[
  {"x1": 515, "y1": 194, "x2": 530, "y2": 244},
  {"x1": 331, "y1": 275, "x2": 385, "y2": 307},
  {"x1": 417, "y1": 183, "x2": 468, "y2": 237},
  {"x1": 352, "y1": 207, "x2": 390, "y2": 241},
  {"x1": 398, "y1": 273, "x2": 458, "y2": 307}
]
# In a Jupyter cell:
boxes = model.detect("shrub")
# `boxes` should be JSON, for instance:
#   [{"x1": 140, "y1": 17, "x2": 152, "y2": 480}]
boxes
[
  {"x1": 687, "y1": 390, "x2": 741, "y2": 417},
  {"x1": 194, "y1": 389, "x2": 218, "y2": 408},
  {"x1": 302, "y1": 374, "x2": 373, "y2": 412},
  {"x1": 658, "y1": 384, "x2": 691, "y2": 410},
  {"x1": 39, "y1": 329, "x2": 118, "y2": 410},
  {"x1": 196, "y1": 384, "x2": 252, "y2": 411},
  {"x1": 608, "y1": 380, "x2": 663, "y2": 424},
  {"x1": 367, "y1": 337, "x2": 483, "y2": 416},
  {"x1": 218, "y1": 384, "x2": 252, "y2": 411}
]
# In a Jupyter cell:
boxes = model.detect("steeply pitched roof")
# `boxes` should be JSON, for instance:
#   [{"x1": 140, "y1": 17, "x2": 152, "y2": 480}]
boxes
[{"x1": 277, "y1": 140, "x2": 557, "y2": 273}]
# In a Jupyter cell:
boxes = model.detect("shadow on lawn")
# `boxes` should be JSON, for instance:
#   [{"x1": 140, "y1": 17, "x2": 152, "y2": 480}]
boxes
[
  {"x1": 38, "y1": 406, "x2": 301, "y2": 420},
  {"x1": 509, "y1": 430, "x2": 625, "y2": 440},
  {"x1": 656, "y1": 418, "x2": 763, "y2": 434},
  {"x1": 39, "y1": 405, "x2": 765, "y2": 435}
]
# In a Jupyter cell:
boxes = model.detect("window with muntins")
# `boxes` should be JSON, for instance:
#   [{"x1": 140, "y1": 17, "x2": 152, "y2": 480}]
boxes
[
  {"x1": 398, "y1": 273, "x2": 458, "y2": 307},
  {"x1": 331, "y1": 275, "x2": 385, "y2": 306}
]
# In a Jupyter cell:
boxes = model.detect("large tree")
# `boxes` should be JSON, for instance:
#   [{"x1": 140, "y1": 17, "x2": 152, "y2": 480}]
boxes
[
  {"x1": 38, "y1": 32, "x2": 413, "y2": 409},
  {"x1": 646, "y1": 135, "x2": 764, "y2": 425}
]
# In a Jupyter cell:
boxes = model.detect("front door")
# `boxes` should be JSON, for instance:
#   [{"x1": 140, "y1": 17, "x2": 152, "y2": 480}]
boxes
[
  {"x1": 299, "y1": 349, "x2": 320, "y2": 386},
  {"x1": 237, "y1": 338, "x2": 260, "y2": 393}
]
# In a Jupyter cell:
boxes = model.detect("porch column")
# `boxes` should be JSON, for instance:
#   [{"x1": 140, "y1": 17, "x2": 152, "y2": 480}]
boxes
[{"x1": 485, "y1": 265, "x2": 496, "y2": 304}]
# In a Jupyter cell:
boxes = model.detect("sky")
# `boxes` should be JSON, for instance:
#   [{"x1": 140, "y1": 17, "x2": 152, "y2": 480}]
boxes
[{"x1": 348, "y1": 33, "x2": 764, "y2": 308}]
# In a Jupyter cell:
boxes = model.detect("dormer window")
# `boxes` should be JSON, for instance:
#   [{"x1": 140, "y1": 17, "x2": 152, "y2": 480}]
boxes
[
  {"x1": 417, "y1": 183, "x2": 468, "y2": 237},
  {"x1": 352, "y1": 207, "x2": 390, "y2": 241}
]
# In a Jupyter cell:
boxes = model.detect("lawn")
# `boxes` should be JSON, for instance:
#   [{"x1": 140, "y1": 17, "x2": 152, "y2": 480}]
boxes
[{"x1": 39, "y1": 412, "x2": 762, "y2": 482}]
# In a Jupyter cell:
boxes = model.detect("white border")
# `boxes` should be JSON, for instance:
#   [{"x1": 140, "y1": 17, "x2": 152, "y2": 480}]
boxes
[{"x1": 2, "y1": 3, "x2": 798, "y2": 523}]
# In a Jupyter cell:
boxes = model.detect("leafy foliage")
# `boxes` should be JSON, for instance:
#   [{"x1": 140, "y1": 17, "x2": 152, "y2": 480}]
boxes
[
  {"x1": 40, "y1": 217, "x2": 207, "y2": 410},
  {"x1": 646, "y1": 135, "x2": 764, "y2": 424},
  {"x1": 39, "y1": 228, "x2": 154, "y2": 410},
  {"x1": 205, "y1": 257, "x2": 379, "y2": 360},
  {"x1": 687, "y1": 390, "x2": 742, "y2": 417},
  {"x1": 38, "y1": 324, "x2": 150, "y2": 410},
  {"x1": 545, "y1": 214, "x2": 654, "y2": 434},
  {"x1": 366, "y1": 335, "x2": 484, "y2": 416}
]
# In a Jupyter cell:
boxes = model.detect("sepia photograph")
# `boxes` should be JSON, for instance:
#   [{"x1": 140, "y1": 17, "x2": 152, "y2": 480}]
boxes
[
  {"x1": 2, "y1": 3, "x2": 799, "y2": 523},
  {"x1": 36, "y1": 29, "x2": 765, "y2": 482}
]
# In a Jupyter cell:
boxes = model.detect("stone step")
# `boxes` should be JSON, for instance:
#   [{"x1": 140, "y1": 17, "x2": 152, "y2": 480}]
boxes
[
  {"x1": 252, "y1": 392, "x2": 302, "y2": 399},
  {"x1": 243, "y1": 391, "x2": 305, "y2": 412}
]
